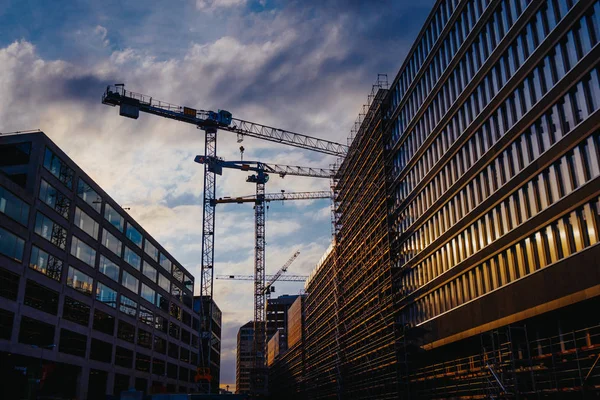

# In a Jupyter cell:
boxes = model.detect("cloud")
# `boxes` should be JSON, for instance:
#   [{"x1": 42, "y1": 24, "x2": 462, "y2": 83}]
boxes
[{"x1": 0, "y1": 0, "x2": 434, "y2": 386}]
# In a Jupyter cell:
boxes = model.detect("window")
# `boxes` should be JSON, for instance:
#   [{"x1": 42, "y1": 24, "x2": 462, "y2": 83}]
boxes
[
  {"x1": 182, "y1": 311, "x2": 191, "y2": 326},
  {"x1": 154, "y1": 336, "x2": 167, "y2": 354},
  {"x1": 39, "y1": 180, "x2": 70, "y2": 219},
  {"x1": 101, "y1": 229, "x2": 122, "y2": 256},
  {"x1": 139, "y1": 305, "x2": 153, "y2": 326},
  {"x1": 18, "y1": 316, "x2": 55, "y2": 346},
  {"x1": 167, "y1": 363, "x2": 178, "y2": 379},
  {"x1": 77, "y1": 179, "x2": 101, "y2": 213},
  {"x1": 70, "y1": 236, "x2": 96, "y2": 267},
  {"x1": 181, "y1": 329, "x2": 191, "y2": 345},
  {"x1": 172, "y1": 264, "x2": 183, "y2": 282},
  {"x1": 96, "y1": 282, "x2": 117, "y2": 308},
  {"x1": 126, "y1": 224, "x2": 143, "y2": 247},
  {"x1": 184, "y1": 275, "x2": 193, "y2": 292},
  {"x1": 159, "y1": 253, "x2": 171, "y2": 271},
  {"x1": 171, "y1": 284, "x2": 182, "y2": 300},
  {"x1": 93, "y1": 309, "x2": 115, "y2": 335},
  {"x1": 124, "y1": 247, "x2": 141, "y2": 270},
  {"x1": 143, "y1": 261, "x2": 157, "y2": 282},
  {"x1": 158, "y1": 273, "x2": 170, "y2": 292},
  {"x1": 30, "y1": 246, "x2": 63, "y2": 281},
  {"x1": 104, "y1": 203, "x2": 124, "y2": 231},
  {"x1": 144, "y1": 241, "x2": 159, "y2": 261},
  {"x1": 117, "y1": 321, "x2": 135, "y2": 343},
  {"x1": 0, "y1": 227, "x2": 25, "y2": 262},
  {"x1": 156, "y1": 293, "x2": 169, "y2": 312},
  {"x1": 152, "y1": 358, "x2": 166, "y2": 375},
  {"x1": 170, "y1": 303, "x2": 181, "y2": 320},
  {"x1": 122, "y1": 270, "x2": 139, "y2": 293},
  {"x1": 0, "y1": 267, "x2": 19, "y2": 300},
  {"x1": 59, "y1": 329, "x2": 87, "y2": 357},
  {"x1": 141, "y1": 283, "x2": 155, "y2": 304},
  {"x1": 115, "y1": 346, "x2": 134, "y2": 368},
  {"x1": 0, "y1": 309, "x2": 14, "y2": 340},
  {"x1": 74, "y1": 207, "x2": 99, "y2": 239},
  {"x1": 155, "y1": 315, "x2": 168, "y2": 334},
  {"x1": 0, "y1": 185, "x2": 29, "y2": 225},
  {"x1": 180, "y1": 348, "x2": 190, "y2": 363},
  {"x1": 67, "y1": 266, "x2": 93, "y2": 295},
  {"x1": 24, "y1": 280, "x2": 59, "y2": 315},
  {"x1": 98, "y1": 255, "x2": 119, "y2": 281},
  {"x1": 120, "y1": 295, "x2": 138, "y2": 317},
  {"x1": 168, "y1": 342, "x2": 179, "y2": 359},
  {"x1": 90, "y1": 338, "x2": 112, "y2": 363},
  {"x1": 34, "y1": 212, "x2": 67, "y2": 250},
  {"x1": 138, "y1": 329, "x2": 152, "y2": 349},
  {"x1": 43, "y1": 148, "x2": 74, "y2": 189},
  {"x1": 136, "y1": 353, "x2": 151, "y2": 372},
  {"x1": 62, "y1": 297, "x2": 90, "y2": 326},
  {"x1": 169, "y1": 322, "x2": 180, "y2": 340}
]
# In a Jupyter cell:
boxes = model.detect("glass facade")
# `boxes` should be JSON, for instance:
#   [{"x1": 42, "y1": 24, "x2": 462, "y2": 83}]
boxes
[
  {"x1": 77, "y1": 178, "x2": 101, "y2": 213},
  {"x1": 74, "y1": 207, "x2": 99, "y2": 239},
  {"x1": 96, "y1": 282, "x2": 117, "y2": 308},
  {"x1": 71, "y1": 235, "x2": 96, "y2": 267},
  {"x1": 0, "y1": 185, "x2": 29, "y2": 225},
  {"x1": 67, "y1": 266, "x2": 94, "y2": 295},
  {"x1": 30, "y1": 246, "x2": 63, "y2": 281},
  {"x1": 0, "y1": 227, "x2": 25, "y2": 262},
  {"x1": 104, "y1": 203, "x2": 124, "y2": 232},
  {"x1": 99, "y1": 255, "x2": 119, "y2": 281},
  {"x1": 39, "y1": 179, "x2": 70, "y2": 219},
  {"x1": 43, "y1": 148, "x2": 74, "y2": 189},
  {"x1": 35, "y1": 212, "x2": 67, "y2": 250}
]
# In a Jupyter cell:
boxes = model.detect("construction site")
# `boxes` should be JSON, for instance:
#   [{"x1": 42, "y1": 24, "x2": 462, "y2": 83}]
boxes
[{"x1": 1, "y1": 0, "x2": 600, "y2": 399}]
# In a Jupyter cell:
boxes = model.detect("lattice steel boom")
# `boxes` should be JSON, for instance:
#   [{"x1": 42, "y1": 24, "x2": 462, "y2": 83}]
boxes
[{"x1": 216, "y1": 274, "x2": 308, "y2": 281}]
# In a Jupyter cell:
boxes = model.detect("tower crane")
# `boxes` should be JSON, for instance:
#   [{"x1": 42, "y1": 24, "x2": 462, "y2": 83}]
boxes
[
  {"x1": 102, "y1": 84, "x2": 346, "y2": 395},
  {"x1": 213, "y1": 190, "x2": 332, "y2": 205},
  {"x1": 216, "y1": 274, "x2": 308, "y2": 281},
  {"x1": 263, "y1": 250, "x2": 300, "y2": 300}
]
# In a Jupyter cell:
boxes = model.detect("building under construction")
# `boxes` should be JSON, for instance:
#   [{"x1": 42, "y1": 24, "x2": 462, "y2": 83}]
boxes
[{"x1": 269, "y1": 0, "x2": 600, "y2": 398}]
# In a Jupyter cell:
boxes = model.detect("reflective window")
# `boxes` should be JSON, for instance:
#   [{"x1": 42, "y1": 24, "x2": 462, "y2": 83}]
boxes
[
  {"x1": 63, "y1": 296, "x2": 90, "y2": 326},
  {"x1": 158, "y1": 273, "x2": 170, "y2": 292},
  {"x1": 119, "y1": 295, "x2": 138, "y2": 317},
  {"x1": 144, "y1": 241, "x2": 159, "y2": 262},
  {"x1": 67, "y1": 266, "x2": 93, "y2": 295},
  {"x1": 77, "y1": 179, "x2": 101, "y2": 213},
  {"x1": 104, "y1": 203, "x2": 124, "y2": 232},
  {"x1": 96, "y1": 282, "x2": 117, "y2": 308},
  {"x1": 101, "y1": 229, "x2": 122, "y2": 257},
  {"x1": 74, "y1": 207, "x2": 99, "y2": 239},
  {"x1": 170, "y1": 303, "x2": 181, "y2": 320},
  {"x1": 172, "y1": 264, "x2": 183, "y2": 282},
  {"x1": 124, "y1": 246, "x2": 141, "y2": 270},
  {"x1": 142, "y1": 261, "x2": 157, "y2": 282},
  {"x1": 141, "y1": 283, "x2": 155, "y2": 304},
  {"x1": 184, "y1": 275, "x2": 193, "y2": 292},
  {"x1": 39, "y1": 180, "x2": 70, "y2": 219},
  {"x1": 169, "y1": 322, "x2": 180, "y2": 340},
  {"x1": 136, "y1": 353, "x2": 151, "y2": 372},
  {"x1": 70, "y1": 236, "x2": 96, "y2": 267},
  {"x1": 159, "y1": 253, "x2": 171, "y2": 271},
  {"x1": 0, "y1": 309, "x2": 14, "y2": 340},
  {"x1": 139, "y1": 305, "x2": 153, "y2": 326},
  {"x1": 43, "y1": 148, "x2": 74, "y2": 189},
  {"x1": 93, "y1": 309, "x2": 115, "y2": 335},
  {"x1": 0, "y1": 227, "x2": 25, "y2": 262},
  {"x1": 168, "y1": 342, "x2": 179, "y2": 359},
  {"x1": 35, "y1": 212, "x2": 67, "y2": 250},
  {"x1": 98, "y1": 255, "x2": 119, "y2": 281},
  {"x1": 24, "y1": 280, "x2": 59, "y2": 315},
  {"x1": 126, "y1": 224, "x2": 143, "y2": 248},
  {"x1": 0, "y1": 185, "x2": 29, "y2": 225},
  {"x1": 155, "y1": 315, "x2": 168, "y2": 334},
  {"x1": 156, "y1": 293, "x2": 169, "y2": 312},
  {"x1": 59, "y1": 329, "x2": 87, "y2": 358},
  {"x1": 30, "y1": 246, "x2": 63, "y2": 281},
  {"x1": 122, "y1": 270, "x2": 139, "y2": 294}
]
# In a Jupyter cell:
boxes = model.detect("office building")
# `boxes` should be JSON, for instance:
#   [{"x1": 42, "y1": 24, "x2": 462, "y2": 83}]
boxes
[
  {"x1": 266, "y1": 294, "x2": 299, "y2": 356},
  {"x1": 194, "y1": 295, "x2": 222, "y2": 393},
  {"x1": 0, "y1": 131, "x2": 200, "y2": 399},
  {"x1": 272, "y1": 0, "x2": 600, "y2": 398},
  {"x1": 236, "y1": 321, "x2": 254, "y2": 394}
]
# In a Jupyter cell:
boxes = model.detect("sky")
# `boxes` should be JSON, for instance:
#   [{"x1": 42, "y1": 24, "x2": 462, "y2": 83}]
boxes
[{"x1": 0, "y1": 0, "x2": 434, "y2": 390}]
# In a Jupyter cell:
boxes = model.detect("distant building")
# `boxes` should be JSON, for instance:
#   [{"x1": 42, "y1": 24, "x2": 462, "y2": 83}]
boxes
[
  {"x1": 266, "y1": 294, "x2": 299, "y2": 356},
  {"x1": 0, "y1": 131, "x2": 200, "y2": 399},
  {"x1": 236, "y1": 321, "x2": 254, "y2": 394},
  {"x1": 193, "y1": 295, "x2": 222, "y2": 393}
]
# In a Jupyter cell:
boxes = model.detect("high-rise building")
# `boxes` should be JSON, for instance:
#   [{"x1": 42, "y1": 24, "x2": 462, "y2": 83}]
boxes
[
  {"x1": 266, "y1": 294, "x2": 299, "y2": 355},
  {"x1": 0, "y1": 131, "x2": 201, "y2": 399},
  {"x1": 272, "y1": 0, "x2": 600, "y2": 398},
  {"x1": 236, "y1": 321, "x2": 254, "y2": 394}
]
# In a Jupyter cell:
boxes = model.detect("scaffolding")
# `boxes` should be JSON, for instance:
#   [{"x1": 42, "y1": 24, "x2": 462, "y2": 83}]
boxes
[{"x1": 398, "y1": 304, "x2": 600, "y2": 399}]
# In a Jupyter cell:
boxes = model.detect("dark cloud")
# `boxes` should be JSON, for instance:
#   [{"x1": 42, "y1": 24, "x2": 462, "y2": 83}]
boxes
[{"x1": 62, "y1": 75, "x2": 113, "y2": 103}]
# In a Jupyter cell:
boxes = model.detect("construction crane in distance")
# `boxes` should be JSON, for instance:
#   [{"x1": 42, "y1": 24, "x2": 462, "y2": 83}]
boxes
[
  {"x1": 213, "y1": 190, "x2": 332, "y2": 205},
  {"x1": 216, "y1": 274, "x2": 308, "y2": 281},
  {"x1": 264, "y1": 250, "x2": 300, "y2": 299},
  {"x1": 102, "y1": 84, "x2": 346, "y2": 395}
]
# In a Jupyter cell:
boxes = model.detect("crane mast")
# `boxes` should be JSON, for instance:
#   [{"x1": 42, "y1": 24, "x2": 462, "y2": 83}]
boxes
[{"x1": 102, "y1": 84, "x2": 345, "y2": 396}]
